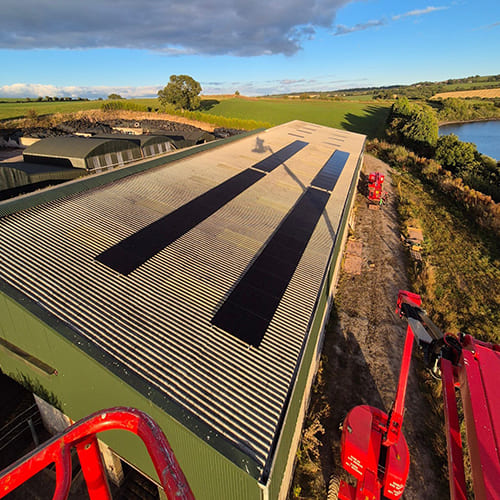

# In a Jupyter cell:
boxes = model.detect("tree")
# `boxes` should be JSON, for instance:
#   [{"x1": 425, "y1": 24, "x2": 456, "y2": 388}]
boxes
[
  {"x1": 108, "y1": 93, "x2": 123, "y2": 100},
  {"x1": 157, "y1": 75, "x2": 202, "y2": 111},
  {"x1": 435, "y1": 134, "x2": 479, "y2": 176},
  {"x1": 234, "y1": 90, "x2": 240, "y2": 96},
  {"x1": 387, "y1": 98, "x2": 438, "y2": 155}
]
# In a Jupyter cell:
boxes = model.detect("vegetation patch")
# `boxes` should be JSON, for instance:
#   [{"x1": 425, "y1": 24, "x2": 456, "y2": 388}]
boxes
[
  {"x1": 369, "y1": 142, "x2": 499, "y2": 344},
  {"x1": 436, "y1": 97, "x2": 500, "y2": 123},
  {"x1": 0, "y1": 99, "x2": 102, "y2": 121},
  {"x1": 11, "y1": 372, "x2": 62, "y2": 411}
]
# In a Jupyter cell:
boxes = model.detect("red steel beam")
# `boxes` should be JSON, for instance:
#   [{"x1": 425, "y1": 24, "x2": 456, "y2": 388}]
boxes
[{"x1": 441, "y1": 358, "x2": 467, "y2": 500}]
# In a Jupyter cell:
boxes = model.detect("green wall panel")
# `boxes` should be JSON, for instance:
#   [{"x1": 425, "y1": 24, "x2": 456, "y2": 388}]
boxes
[{"x1": 0, "y1": 290, "x2": 260, "y2": 500}]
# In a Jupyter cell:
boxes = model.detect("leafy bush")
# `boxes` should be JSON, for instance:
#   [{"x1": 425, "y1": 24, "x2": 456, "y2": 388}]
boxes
[
  {"x1": 435, "y1": 134, "x2": 479, "y2": 175},
  {"x1": 437, "y1": 98, "x2": 500, "y2": 122}
]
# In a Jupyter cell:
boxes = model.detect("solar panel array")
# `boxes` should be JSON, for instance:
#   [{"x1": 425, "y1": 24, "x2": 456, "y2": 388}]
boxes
[
  {"x1": 0, "y1": 121, "x2": 365, "y2": 475},
  {"x1": 212, "y1": 150, "x2": 350, "y2": 346}
]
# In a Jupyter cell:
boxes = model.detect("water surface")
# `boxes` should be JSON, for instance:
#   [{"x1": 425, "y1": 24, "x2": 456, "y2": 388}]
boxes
[{"x1": 439, "y1": 120, "x2": 500, "y2": 160}]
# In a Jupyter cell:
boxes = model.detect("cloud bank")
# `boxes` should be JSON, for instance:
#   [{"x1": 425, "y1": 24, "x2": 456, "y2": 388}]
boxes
[
  {"x1": 0, "y1": 83, "x2": 161, "y2": 99},
  {"x1": 1, "y1": 0, "x2": 352, "y2": 56},
  {"x1": 1, "y1": 77, "x2": 371, "y2": 99}
]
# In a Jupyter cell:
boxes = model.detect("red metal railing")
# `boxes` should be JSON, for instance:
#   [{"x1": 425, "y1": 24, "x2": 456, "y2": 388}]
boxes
[{"x1": 0, "y1": 406, "x2": 195, "y2": 500}]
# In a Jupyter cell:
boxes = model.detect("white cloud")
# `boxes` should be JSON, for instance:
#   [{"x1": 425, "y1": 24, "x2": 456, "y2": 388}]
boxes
[
  {"x1": 0, "y1": 83, "x2": 161, "y2": 99},
  {"x1": 333, "y1": 19, "x2": 386, "y2": 36},
  {"x1": 333, "y1": 5, "x2": 447, "y2": 36},
  {"x1": 1, "y1": 77, "x2": 373, "y2": 99},
  {"x1": 1, "y1": 0, "x2": 353, "y2": 56},
  {"x1": 392, "y1": 6, "x2": 448, "y2": 21}
]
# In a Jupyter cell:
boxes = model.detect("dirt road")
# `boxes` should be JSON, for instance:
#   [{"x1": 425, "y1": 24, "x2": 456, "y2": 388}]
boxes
[{"x1": 294, "y1": 155, "x2": 448, "y2": 499}]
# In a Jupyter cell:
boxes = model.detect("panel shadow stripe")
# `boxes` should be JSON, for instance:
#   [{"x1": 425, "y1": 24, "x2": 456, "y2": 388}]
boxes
[
  {"x1": 211, "y1": 149, "x2": 350, "y2": 347},
  {"x1": 95, "y1": 140, "x2": 308, "y2": 275}
]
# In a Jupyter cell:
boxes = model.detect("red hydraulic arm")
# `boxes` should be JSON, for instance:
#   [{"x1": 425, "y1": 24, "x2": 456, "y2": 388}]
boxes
[
  {"x1": 338, "y1": 317, "x2": 414, "y2": 499},
  {"x1": 339, "y1": 290, "x2": 500, "y2": 500},
  {"x1": 396, "y1": 290, "x2": 500, "y2": 500},
  {"x1": 0, "y1": 407, "x2": 195, "y2": 500},
  {"x1": 383, "y1": 325, "x2": 414, "y2": 447}
]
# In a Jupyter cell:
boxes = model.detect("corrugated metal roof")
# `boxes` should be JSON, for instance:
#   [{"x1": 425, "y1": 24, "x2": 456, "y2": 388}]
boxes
[
  {"x1": 23, "y1": 136, "x2": 138, "y2": 158},
  {"x1": 92, "y1": 134, "x2": 175, "y2": 147},
  {"x1": 0, "y1": 121, "x2": 365, "y2": 476}
]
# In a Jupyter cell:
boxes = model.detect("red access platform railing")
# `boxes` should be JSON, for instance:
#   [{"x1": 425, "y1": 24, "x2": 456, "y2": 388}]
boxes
[{"x1": 0, "y1": 407, "x2": 195, "y2": 500}]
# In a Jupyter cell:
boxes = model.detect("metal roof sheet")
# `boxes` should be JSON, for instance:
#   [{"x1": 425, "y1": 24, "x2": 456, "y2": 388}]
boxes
[
  {"x1": 23, "y1": 136, "x2": 140, "y2": 158},
  {"x1": 0, "y1": 121, "x2": 365, "y2": 477},
  {"x1": 92, "y1": 134, "x2": 175, "y2": 147}
]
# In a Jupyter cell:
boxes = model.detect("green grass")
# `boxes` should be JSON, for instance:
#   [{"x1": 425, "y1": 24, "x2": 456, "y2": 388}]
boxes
[
  {"x1": 395, "y1": 170, "x2": 499, "y2": 344},
  {"x1": 0, "y1": 100, "x2": 102, "y2": 121},
  {"x1": 199, "y1": 98, "x2": 391, "y2": 137},
  {"x1": 0, "y1": 96, "x2": 391, "y2": 138},
  {"x1": 440, "y1": 80, "x2": 500, "y2": 92}
]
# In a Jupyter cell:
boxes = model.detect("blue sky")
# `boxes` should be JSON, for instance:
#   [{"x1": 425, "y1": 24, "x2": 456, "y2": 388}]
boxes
[{"x1": 1, "y1": 0, "x2": 499, "y2": 98}]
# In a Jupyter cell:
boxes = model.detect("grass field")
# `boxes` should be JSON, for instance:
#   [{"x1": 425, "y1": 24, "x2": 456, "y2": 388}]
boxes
[
  {"x1": 0, "y1": 100, "x2": 102, "y2": 121},
  {"x1": 0, "y1": 96, "x2": 391, "y2": 138},
  {"x1": 199, "y1": 97, "x2": 391, "y2": 137}
]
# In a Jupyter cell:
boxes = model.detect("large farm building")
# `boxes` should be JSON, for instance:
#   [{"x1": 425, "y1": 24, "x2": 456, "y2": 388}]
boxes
[{"x1": 0, "y1": 121, "x2": 365, "y2": 499}]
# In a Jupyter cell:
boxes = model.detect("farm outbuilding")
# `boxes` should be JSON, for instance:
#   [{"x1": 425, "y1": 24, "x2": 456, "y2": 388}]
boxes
[
  {"x1": 0, "y1": 162, "x2": 82, "y2": 199},
  {"x1": 148, "y1": 128, "x2": 215, "y2": 148},
  {"x1": 22, "y1": 136, "x2": 142, "y2": 171},
  {"x1": 0, "y1": 121, "x2": 365, "y2": 500},
  {"x1": 92, "y1": 133, "x2": 176, "y2": 157}
]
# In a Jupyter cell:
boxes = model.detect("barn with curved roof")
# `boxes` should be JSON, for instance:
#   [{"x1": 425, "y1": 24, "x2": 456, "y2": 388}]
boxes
[
  {"x1": 93, "y1": 134, "x2": 175, "y2": 157},
  {"x1": 23, "y1": 136, "x2": 142, "y2": 171}
]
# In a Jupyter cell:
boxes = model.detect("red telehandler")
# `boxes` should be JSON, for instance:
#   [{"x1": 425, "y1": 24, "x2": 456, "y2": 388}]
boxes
[{"x1": 338, "y1": 290, "x2": 500, "y2": 500}]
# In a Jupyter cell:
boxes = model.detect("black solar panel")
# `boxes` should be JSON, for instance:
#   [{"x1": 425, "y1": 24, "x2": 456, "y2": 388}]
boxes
[
  {"x1": 96, "y1": 169, "x2": 265, "y2": 275},
  {"x1": 211, "y1": 149, "x2": 351, "y2": 347},
  {"x1": 96, "y1": 140, "x2": 309, "y2": 275},
  {"x1": 310, "y1": 150, "x2": 349, "y2": 192},
  {"x1": 211, "y1": 188, "x2": 330, "y2": 347},
  {"x1": 252, "y1": 140, "x2": 308, "y2": 172}
]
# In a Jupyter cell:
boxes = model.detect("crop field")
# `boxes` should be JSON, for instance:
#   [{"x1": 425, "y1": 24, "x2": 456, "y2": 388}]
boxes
[
  {"x1": 432, "y1": 88, "x2": 500, "y2": 99},
  {"x1": 199, "y1": 97, "x2": 391, "y2": 137}
]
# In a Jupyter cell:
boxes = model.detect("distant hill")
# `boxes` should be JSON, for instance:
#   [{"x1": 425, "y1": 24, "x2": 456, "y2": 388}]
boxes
[{"x1": 268, "y1": 74, "x2": 500, "y2": 100}]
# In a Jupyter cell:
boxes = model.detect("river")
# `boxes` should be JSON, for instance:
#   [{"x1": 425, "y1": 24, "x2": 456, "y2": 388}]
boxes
[{"x1": 439, "y1": 120, "x2": 500, "y2": 160}]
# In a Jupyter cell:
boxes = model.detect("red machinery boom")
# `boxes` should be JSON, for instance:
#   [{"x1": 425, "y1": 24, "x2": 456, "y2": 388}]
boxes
[
  {"x1": 0, "y1": 407, "x2": 195, "y2": 500},
  {"x1": 338, "y1": 290, "x2": 500, "y2": 499},
  {"x1": 396, "y1": 290, "x2": 500, "y2": 500},
  {"x1": 338, "y1": 309, "x2": 413, "y2": 500}
]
